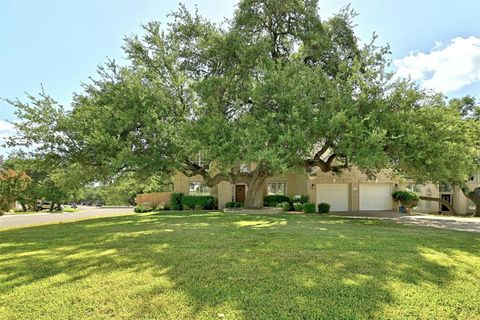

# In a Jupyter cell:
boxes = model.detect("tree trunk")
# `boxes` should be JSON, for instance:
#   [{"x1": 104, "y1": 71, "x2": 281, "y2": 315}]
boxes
[
  {"x1": 419, "y1": 196, "x2": 456, "y2": 214},
  {"x1": 49, "y1": 202, "x2": 55, "y2": 212},
  {"x1": 244, "y1": 169, "x2": 268, "y2": 209},
  {"x1": 462, "y1": 186, "x2": 480, "y2": 217}
]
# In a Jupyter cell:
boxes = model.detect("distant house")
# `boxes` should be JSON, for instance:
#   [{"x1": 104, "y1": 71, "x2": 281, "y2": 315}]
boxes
[{"x1": 174, "y1": 164, "x2": 479, "y2": 214}]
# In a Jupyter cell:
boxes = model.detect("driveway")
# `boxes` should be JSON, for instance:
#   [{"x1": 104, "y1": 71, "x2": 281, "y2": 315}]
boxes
[
  {"x1": 331, "y1": 211, "x2": 480, "y2": 233},
  {"x1": 0, "y1": 206, "x2": 134, "y2": 230}
]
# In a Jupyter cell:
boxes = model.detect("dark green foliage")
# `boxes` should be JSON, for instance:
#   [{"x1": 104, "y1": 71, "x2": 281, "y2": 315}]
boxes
[
  {"x1": 264, "y1": 195, "x2": 292, "y2": 207},
  {"x1": 392, "y1": 191, "x2": 419, "y2": 208},
  {"x1": 318, "y1": 203, "x2": 330, "y2": 214},
  {"x1": 133, "y1": 204, "x2": 153, "y2": 213},
  {"x1": 303, "y1": 202, "x2": 316, "y2": 214},
  {"x1": 182, "y1": 196, "x2": 216, "y2": 210},
  {"x1": 293, "y1": 202, "x2": 303, "y2": 211},
  {"x1": 170, "y1": 192, "x2": 184, "y2": 210},
  {"x1": 226, "y1": 201, "x2": 244, "y2": 208},
  {"x1": 276, "y1": 201, "x2": 292, "y2": 211},
  {"x1": 292, "y1": 195, "x2": 309, "y2": 204}
]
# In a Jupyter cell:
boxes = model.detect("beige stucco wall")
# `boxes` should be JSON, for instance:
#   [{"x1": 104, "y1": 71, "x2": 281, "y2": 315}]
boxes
[{"x1": 173, "y1": 169, "x2": 479, "y2": 213}]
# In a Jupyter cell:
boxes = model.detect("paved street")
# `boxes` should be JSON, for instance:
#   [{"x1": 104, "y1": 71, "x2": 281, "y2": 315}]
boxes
[
  {"x1": 2, "y1": 207, "x2": 480, "y2": 233},
  {"x1": 0, "y1": 206, "x2": 134, "y2": 229}
]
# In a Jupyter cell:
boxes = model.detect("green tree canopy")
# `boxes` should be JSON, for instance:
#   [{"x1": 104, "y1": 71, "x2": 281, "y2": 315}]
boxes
[{"x1": 6, "y1": 0, "x2": 480, "y2": 210}]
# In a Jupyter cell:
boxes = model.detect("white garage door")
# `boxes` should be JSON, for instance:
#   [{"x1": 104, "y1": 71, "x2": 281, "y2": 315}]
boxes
[
  {"x1": 359, "y1": 184, "x2": 392, "y2": 211},
  {"x1": 316, "y1": 184, "x2": 349, "y2": 212}
]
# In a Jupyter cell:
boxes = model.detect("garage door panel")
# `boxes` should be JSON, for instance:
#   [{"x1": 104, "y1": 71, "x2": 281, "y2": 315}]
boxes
[
  {"x1": 316, "y1": 184, "x2": 349, "y2": 212},
  {"x1": 359, "y1": 184, "x2": 391, "y2": 211}
]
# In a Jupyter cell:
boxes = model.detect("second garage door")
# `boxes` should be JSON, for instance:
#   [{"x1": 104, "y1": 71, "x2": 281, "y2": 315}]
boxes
[
  {"x1": 359, "y1": 184, "x2": 392, "y2": 211},
  {"x1": 316, "y1": 184, "x2": 349, "y2": 212}
]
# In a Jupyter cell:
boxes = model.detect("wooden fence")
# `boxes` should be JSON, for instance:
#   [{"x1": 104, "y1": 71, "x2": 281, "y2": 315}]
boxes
[{"x1": 135, "y1": 192, "x2": 172, "y2": 206}]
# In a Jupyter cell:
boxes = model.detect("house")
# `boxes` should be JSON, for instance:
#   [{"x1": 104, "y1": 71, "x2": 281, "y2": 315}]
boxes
[{"x1": 174, "y1": 166, "x2": 480, "y2": 214}]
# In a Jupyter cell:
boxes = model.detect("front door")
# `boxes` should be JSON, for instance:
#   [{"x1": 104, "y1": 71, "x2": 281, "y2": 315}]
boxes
[
  {"x1": 235, "y1": 185, "x2": 246, "y2": 203},
  {"x1": 440, "y1": 194, "x2": 452, "y2": 212}
]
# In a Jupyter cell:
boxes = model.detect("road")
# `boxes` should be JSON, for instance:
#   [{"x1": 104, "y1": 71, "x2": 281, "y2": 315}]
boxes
[
  {"x1": 0, "y1": 206, "x2": 134, "y2": 229},
  {"x1": 2, "y1": 207, "x2": 480, "y2": 233}
]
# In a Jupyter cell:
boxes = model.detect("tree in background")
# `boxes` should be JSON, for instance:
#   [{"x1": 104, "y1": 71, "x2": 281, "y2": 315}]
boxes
[
  {"x1": 4, "y1": 155, "x2": 83, "y2": 211},
  {"x1": 6, "y1": 0, "x2": 480, "y2": 211},
  {"x1": 0, "y1": 168, "x2": 31, "y2": 214}
]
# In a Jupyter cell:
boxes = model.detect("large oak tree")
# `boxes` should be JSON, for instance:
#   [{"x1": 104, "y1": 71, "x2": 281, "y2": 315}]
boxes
[{"x1": 7, "y1": 0, "x2": 480, "y2": 211}]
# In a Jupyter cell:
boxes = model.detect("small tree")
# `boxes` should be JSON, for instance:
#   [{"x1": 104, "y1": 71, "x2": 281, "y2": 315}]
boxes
[{"x1": 0, "y1": 169, "x2": 31, "y2": 214}]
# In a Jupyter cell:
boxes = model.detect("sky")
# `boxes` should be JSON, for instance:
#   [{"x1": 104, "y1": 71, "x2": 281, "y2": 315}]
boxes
[{"x1": 1, "y1": 0, "x2": 480, "y2": 150}]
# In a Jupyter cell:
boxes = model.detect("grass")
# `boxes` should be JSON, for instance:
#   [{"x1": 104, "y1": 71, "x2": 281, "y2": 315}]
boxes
[{"x1": 1, "y1": 211, "x2": 479, "y2": 320}]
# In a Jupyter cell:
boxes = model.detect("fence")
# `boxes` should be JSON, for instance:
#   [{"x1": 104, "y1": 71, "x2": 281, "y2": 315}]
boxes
[{"x1": 135, "y1": 192, "x2": 172, "y2": 206}]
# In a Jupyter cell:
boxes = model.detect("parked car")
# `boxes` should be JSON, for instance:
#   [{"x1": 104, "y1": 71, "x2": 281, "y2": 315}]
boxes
[{"x1": 38, "y1": 202, "x2": 52, "y2": 210}]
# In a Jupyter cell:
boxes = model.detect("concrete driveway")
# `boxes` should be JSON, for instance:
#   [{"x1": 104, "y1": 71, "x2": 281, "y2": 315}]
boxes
[
  {"x1": 331, "y1": 211, "x2": 480, "y2": 233},
  {"x1": 0, "y1": 206, "x2": 134, "y2": 230}
]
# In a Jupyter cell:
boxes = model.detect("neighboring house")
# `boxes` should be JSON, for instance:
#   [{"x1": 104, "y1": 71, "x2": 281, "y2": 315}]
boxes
[{"x1": 174, "y1": 166, "x2": 480, "y2": 214}]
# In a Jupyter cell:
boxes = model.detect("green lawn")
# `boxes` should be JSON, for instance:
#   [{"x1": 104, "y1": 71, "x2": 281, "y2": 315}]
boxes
[{"x1": 1, "y1": 212, "x2": 479, "y2": 319}]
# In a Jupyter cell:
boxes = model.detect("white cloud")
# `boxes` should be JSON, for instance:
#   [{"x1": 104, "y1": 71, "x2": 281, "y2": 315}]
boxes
[{"x1": 394, "y1": 36, "x2": 480, "y2": 94}]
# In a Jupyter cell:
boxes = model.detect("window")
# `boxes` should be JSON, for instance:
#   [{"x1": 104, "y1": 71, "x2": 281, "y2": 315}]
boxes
[
  {"x1": 439, "y1": 182, "x2": 453, "y2": 193},
  {"x1": 406, "y1": 184, "x2": 421, "y2": 193},
  {"x1": 268, "y1": 182, "x2": 286, "y2": 195},
  {"x1": 189, "y1": 152, "x2": 207, "y2": 167},
  {"x1": 189, "y1": 182, "x2": 210, "y2": 196},
  {"x1": 468, "y1": 174, "x2": 480, "y2": 183}
]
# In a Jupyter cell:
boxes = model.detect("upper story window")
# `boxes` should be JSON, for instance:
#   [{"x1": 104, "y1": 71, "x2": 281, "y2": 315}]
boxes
[
  {"x1": 189, "y1": 182, "x2": 210, "y2": 196},
  {"x1": 189, "y1": 151, "x2": 207, "y2": 167},
  {"x1": 268, "y1": 182, "x2": 286, "y2": 196},
  {"x1": 406, "y1": 184, "x2": 421, "y2": 193},
  {"x1": 468, "y1": 174, "x2": 480, "y2": 183},
  {"x1": 239, "y1": 163, "x2": 249, "y2": 172},
  {"x1": 439, "y1": 182, "x2": 453, "y2": 193}
]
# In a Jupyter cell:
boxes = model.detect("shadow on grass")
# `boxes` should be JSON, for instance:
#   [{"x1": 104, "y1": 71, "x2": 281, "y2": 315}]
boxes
[{"x1": 1, "y1": 211, "x2": 479, "y2": 319}]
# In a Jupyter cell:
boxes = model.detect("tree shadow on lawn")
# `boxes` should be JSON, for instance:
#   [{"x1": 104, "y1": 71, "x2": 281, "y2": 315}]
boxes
[{"x1": 1, "y1": 212, "x2": 479, "y2": 319}]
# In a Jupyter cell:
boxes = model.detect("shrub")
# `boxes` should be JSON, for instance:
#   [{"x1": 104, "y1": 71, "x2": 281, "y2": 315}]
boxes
[
  {"x1": 134, "y1": 204, "x2": 153, "y2": 213},
  {"x1": 170, "y1": 192, "x2": 183, "y2": 210},
  {"x1": 264, "y1": 195, "x2": 291, "y2": 207},
  {"x1": 163, "y1": 202, "x2": 171, "y2": 210},
  {"x1": 293, "y1": 202, "x2": 303, "y2": 211},
  {"x1": 226, "y1": 201, "x2": 244, "y2": 208},
  {"x1": 318, "y1": 203, "x2": 330, "y2": 214},
  {"x1": 303, "y1": 202, "x2": 316, "y2": 213},
  {"x1": 234, "y1": 201, "x2": 244, "y2": 208},
  {"x1": 182, "y1": 196, "x2": 216, "y2": 210},
  {"x1": 392, "y1": 190, "x2": 419, "y2": 208},
  {"x1": 276, "y1": 201, "x2": 291, "y2": 211},
  {"x1": 292, "y1": 195, "x2": 309, "y2": 204}
]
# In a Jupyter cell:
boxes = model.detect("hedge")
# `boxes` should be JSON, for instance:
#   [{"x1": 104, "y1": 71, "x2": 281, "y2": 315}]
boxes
[
  {"x1": 182, "y1": 196, "x2": 216, "y2": 210},
  {"x1": 318, "y1": 202, "x2": 330, "y2": 214},
  {"x1": 226, "y1": 201, "x2": 244, "y2": 208},
  {"x1": 392, "y1": 190, "x2": 419, "y2": 207},
  {"x1": 264, "y1": 195, "x2": 291, "y2": 207},
  {"x1": 303, "y1": 202, "x2": 316, "y2": 213},
  {"x1": 170, "y1": 192, "x2": 183, "y2": 210}
]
